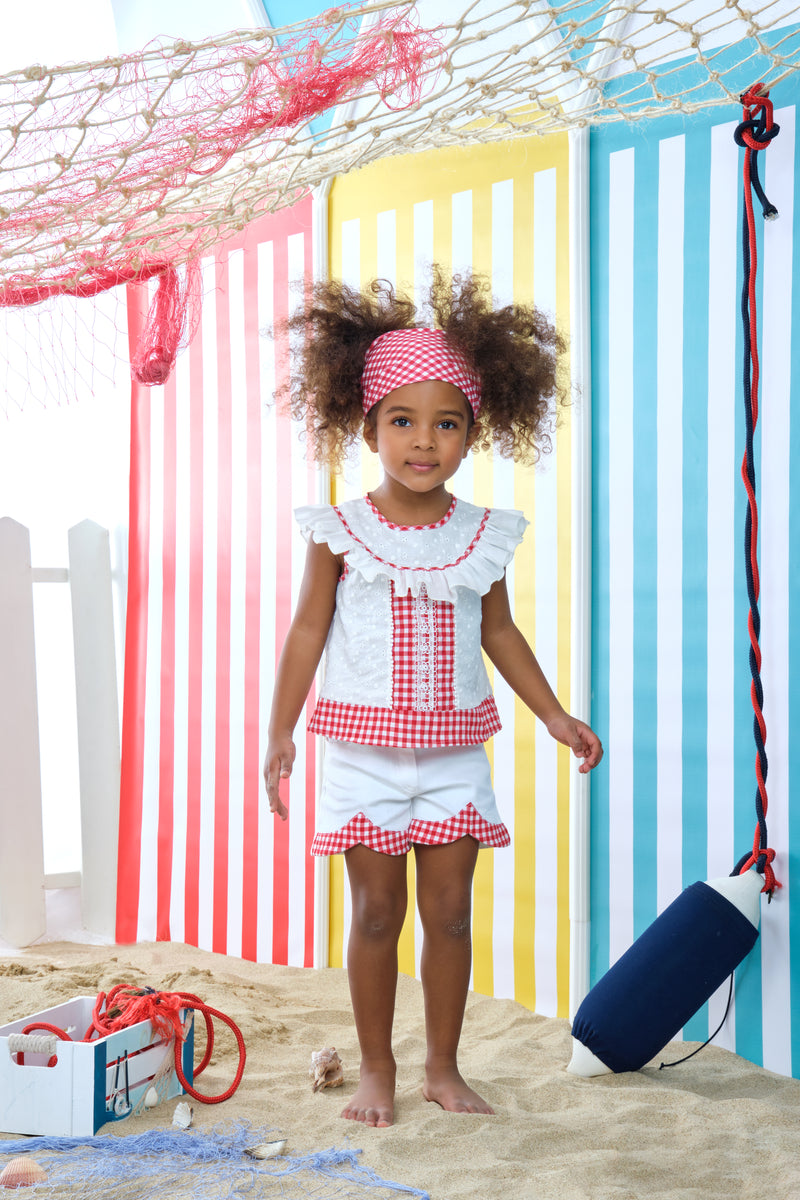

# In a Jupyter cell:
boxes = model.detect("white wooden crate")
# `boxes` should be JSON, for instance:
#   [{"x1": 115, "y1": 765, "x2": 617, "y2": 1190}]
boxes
[{"x1": 0, "y1": 995, "x2": 194, "y2": 1136}]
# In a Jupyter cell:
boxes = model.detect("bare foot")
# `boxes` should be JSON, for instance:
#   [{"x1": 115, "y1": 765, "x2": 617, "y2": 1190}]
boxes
[
  {"x1": 423, "y1": 1065, "x2": 494, "y2": 1114},
  {"x1": 340, "y1": 1063, "x2": 396, "y2": 1128}
]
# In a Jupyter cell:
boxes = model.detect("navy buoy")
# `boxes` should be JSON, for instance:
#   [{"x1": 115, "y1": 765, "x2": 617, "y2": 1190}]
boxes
[{"x1": 568, "y1": 870, "x2": 762, "y2": 1076}]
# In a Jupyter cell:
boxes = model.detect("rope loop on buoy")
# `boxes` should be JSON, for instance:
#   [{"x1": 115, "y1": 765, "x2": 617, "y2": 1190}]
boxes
[{"x1": 731, "y1": 83, "x2": 781, "y2": 899}]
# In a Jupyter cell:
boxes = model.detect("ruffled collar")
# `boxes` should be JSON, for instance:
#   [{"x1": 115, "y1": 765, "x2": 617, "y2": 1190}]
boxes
[{"x1": 296, "y1": 497, "x2": 528, "y2": 602}]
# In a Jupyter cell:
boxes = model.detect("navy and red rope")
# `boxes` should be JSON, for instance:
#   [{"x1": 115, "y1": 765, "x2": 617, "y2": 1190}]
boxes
[{"x1": 732, "y1": 84, "x2": 781, "y2": 898}]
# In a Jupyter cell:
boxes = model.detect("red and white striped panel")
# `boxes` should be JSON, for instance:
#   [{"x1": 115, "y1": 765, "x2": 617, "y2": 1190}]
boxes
[{"x1": 117, "y1": 198, "x2": 319, "y2": 965}]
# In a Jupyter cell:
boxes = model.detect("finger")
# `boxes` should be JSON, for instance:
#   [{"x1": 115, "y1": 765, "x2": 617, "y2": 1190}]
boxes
[
  {"x1": 266, "y1": 783, "x2": 289, "y2": 820},
  {"x1": 265, "y1": 755, "x2": 292, "y2": 789},
  {"x1": 265, "y1": 756, "x2": 292, "y2": 819},
  {"x1": 575, "y1": 739, "x2": 603, "y2": 771}
]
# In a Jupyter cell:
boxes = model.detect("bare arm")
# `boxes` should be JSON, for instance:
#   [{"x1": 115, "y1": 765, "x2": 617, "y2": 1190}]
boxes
[
  {"x1": 263, "y1": 538, "x2": 341, "y2": 818},
  {"x1": 481, "y1": 575, "x2": 603, "y2": 774}
]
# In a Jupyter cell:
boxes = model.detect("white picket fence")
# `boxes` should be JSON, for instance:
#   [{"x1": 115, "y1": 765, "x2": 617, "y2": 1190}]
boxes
[{"x1": 0, "y1": 517, "x2": 120, "y2": 947}]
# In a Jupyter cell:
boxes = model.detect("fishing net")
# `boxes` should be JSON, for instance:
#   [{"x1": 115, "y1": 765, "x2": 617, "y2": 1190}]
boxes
[
  {"x1": 2, "y1": 0, "x2": 800, "y2": 405},
  {"x1": 4, "y1": 0, "x2": 800, "y2": 299},
  {"x1": 0, "y1": 1125, "x2": 430, "y2": 1200}
]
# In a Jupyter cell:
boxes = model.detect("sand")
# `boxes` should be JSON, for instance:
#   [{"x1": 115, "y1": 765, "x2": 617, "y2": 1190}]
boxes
[{"x1": 1, "y1": 940, "x2": 799, "y2": 1200}]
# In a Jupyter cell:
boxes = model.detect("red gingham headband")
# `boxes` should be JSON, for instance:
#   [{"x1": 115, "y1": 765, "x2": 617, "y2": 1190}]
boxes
[{"x1": 361, "y1": 328, "x2": 482, "y2": 417}]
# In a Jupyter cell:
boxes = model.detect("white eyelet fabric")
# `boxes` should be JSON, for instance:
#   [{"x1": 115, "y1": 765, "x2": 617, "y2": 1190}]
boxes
[
  {"x1": 295, "y1": 497, "x2": 528, "y2": 749},
  {"x1": 296, "y1": 495, "x2": 527, "y2": 603}
]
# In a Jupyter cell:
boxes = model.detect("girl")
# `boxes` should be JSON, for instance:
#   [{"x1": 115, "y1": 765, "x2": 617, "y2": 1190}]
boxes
[{"x1": 264, "y1": 271, "x2": 602, "y2": 1129}]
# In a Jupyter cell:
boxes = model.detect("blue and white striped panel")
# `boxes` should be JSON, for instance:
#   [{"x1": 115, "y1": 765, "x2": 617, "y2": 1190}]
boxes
[{"x1": 590, "y1": 97, "x2": 800, "y2": 1078}]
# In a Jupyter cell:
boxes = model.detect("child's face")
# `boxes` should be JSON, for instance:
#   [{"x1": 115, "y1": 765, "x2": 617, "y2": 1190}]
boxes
[{"x1": 363, "y1": 379, "x2": 478, "y2": 495}]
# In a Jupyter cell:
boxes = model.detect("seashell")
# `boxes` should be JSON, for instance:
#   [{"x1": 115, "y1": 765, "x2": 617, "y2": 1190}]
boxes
[
  {"x1": 143, "y1": 1086, "x2": 160, "y2": 1109},
  {"x1": 244, "y1": 1140, "x2": 286, "y2": 1160},
  {"x1": 172, "y1": 1101, "x2": 193, "y2": 1129},
  {"x1": 309, "y1": 1046, "x2": 344, "y2": 1092},
  {"x1": 0, "y1": 1157, "x2": 47, "y2": 1188}
]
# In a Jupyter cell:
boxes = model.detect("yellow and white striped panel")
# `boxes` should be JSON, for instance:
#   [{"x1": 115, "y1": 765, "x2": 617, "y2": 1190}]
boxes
[{"x1": 327, "y1": 133, "x2": 573, "y2": 1018}]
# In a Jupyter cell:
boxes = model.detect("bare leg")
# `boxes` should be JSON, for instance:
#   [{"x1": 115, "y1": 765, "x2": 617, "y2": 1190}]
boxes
[
  {"x1": 414, "y1": 837, "x2": 494, "y2": 1114},
  {"x1": 341, "y1": 844, "x2": 408, "y2": 1127}
]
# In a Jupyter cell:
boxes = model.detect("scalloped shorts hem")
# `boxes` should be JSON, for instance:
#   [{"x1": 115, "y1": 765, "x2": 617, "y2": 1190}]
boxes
[{"x1": 311, "y1": 803, "x2": 510, "y2": 856}]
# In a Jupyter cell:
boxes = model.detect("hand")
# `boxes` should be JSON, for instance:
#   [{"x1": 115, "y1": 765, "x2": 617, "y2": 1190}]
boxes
[
  {"x1": 263, "y1": 735, "x2": 295, "y2": 820},
  {"x1": 545, "y1": 713, "x2": 604, "y2": 774}
]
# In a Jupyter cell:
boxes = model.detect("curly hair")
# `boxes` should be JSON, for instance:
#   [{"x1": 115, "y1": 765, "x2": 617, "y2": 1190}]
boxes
[{"x1": 277, "y1": 267, "x2": 566, "y2": 469}]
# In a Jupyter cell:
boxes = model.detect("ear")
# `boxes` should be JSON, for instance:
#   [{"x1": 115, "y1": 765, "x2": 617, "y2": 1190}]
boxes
[
  {"x1": 363, "y1": 416, "x2": 379, "y2": 454},
  {"x1": 463, "y1": 420, "x2": 481, "y2": 457}
]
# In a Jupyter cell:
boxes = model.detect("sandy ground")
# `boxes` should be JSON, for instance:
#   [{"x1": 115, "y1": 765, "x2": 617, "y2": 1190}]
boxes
[{"x1": 1, "y1": 940, "x2": 799, "y2": 1200}]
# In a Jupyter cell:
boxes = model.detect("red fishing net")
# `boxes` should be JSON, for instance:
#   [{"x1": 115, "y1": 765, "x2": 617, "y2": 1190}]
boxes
[{"x1": 0, "y1": 6, "x2": 443, "y2": 384}]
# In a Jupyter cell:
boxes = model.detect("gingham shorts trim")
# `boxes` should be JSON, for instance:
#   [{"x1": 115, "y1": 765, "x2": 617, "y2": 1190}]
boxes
[{"x1": 310, "y1": 802, "x2": 511, "y2": 856}]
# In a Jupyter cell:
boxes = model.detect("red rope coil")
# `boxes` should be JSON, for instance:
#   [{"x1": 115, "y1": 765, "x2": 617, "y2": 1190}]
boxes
[{"x1": 15, "y1": 986, "x2": 246, "y2": 1105}]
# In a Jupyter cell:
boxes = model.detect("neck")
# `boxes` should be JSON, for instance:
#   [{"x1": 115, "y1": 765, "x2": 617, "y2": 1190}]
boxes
[{"x1": 368, "y1": 481, "x2": 453, "y2": 526}]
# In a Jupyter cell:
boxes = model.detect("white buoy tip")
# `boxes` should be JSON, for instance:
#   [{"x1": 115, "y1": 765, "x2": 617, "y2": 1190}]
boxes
[
  {"x1": 566, "y1": 1037, "x2": 612, "y2": 1077},
  {"x1": 704, "y1": 869, "x2": 763, "y2": 929}
]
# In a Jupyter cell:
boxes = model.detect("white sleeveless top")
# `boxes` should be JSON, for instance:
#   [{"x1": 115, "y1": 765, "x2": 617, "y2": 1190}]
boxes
[{"x1": 295, "y1": 495, "x2": 528, "y2": 748}]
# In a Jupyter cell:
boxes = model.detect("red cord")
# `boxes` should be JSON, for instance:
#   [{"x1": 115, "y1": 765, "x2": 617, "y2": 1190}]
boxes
[
  {"x1": 735, "y1": 84, "x2": 780, "y2": 895},
  {"x1": 15, "y1": 987, "x2": 246, "y2": 1104}
]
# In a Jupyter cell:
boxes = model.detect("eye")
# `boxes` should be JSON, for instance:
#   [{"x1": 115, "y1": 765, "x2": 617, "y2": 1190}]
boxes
[
  {"x1": 392, "y1": 416, "x2": 411, "y2": 427},
  {"x1": 437, "y1": 419, "x2": 457, "y2": 430}
]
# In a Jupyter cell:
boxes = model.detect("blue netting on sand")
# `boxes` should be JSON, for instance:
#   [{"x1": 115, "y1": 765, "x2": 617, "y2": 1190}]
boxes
[{"x1": 0, "y1": 1124, "x2": 430, "y2": 1200}]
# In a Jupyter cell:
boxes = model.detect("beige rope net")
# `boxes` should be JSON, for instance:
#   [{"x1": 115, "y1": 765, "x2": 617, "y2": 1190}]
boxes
[{"x1": 1, "y1": 0, "x2": 798, "y2": 400}]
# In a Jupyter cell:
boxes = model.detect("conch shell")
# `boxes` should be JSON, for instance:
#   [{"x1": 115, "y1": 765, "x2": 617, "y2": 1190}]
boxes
[
  {"x1": 0, "y1": 1157, "x2": 47, "y2": 1188},
  {"x1": 309, "y1": 1046, "x2": 344, "y2": 1092}
]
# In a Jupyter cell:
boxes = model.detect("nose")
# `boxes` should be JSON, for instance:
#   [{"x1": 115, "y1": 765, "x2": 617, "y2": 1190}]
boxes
[{"x1": 412, "y1": 423, "x2": 436, "y2": 448}]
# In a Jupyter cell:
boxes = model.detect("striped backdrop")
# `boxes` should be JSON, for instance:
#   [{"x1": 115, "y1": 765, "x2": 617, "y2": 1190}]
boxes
[
  {"x1": 327, "y1": 134, "x2": 577, "y2": 1017},
  {"x1": 116, "y1": 197, "x2": 323, "y2": 967},
  {"x1": 591, "y1": 96, "x2": 800, "y2": 1076}
]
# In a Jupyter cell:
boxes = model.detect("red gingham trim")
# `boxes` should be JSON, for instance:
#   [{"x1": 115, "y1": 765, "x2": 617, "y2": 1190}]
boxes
[
  {"x1": 308, "y1": 696, "x2": 501, "y2": 747},
  {"x1": 311, "y1": 803, "x2": 510, "y2": 856},
  {"x1": 312, "y1": 813, "x2": 410, "y2": 856},
  {"x1": 409, "y1": 803, "x2": 510, "y2": 848},
  {"x1": 361, "y1": 328, "x2": 481, "y2": 416},
  {"x1": 391, "y1": 583, "x2": 455, "y2": 710},
  {"x1": 391, "y1": 584, "x2": 416, "y2": 709},
  {"x1": 365, "y1": 493, "x2": 456, "y2": 530},
  {"x1": 333, "y1": 504, "x2": 490, "y2": 574}
]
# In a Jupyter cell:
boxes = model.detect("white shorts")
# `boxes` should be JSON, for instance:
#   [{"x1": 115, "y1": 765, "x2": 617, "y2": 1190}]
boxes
[{"x1": 311, "y1": 740, "x2": 511, "y2": 856}]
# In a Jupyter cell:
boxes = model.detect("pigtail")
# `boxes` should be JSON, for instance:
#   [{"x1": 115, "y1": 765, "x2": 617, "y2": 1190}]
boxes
[
  {"x1": 279, "y1": 278, "x2": 417, "y2": 468},
  {"x1": 428, "y1": 267, "x2": 567, "y2": 463}
]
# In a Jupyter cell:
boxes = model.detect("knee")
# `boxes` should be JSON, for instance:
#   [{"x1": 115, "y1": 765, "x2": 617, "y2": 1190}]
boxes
[
  {"x1": 442, "y1": 912, "x2": 472, "y2": 939},
  {"x1": 420, "y1": 888, "x2": 472, "y2": 940},
  {"x1": 350, "y1": 893, "x2": 406, "y2": 940}
]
